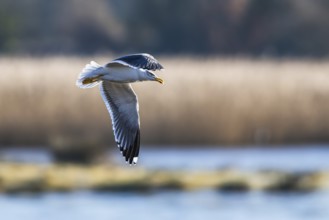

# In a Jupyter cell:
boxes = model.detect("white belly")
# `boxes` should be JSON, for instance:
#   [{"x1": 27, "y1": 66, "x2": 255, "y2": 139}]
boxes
[{"x1": 102, "y1": 66, "x2": 141, "y2": 83}]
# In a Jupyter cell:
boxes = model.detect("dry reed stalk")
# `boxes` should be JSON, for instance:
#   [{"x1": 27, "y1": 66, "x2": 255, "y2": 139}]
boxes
[{"x1": 1, "y1": 56, "x2": 329, "y2": 146}]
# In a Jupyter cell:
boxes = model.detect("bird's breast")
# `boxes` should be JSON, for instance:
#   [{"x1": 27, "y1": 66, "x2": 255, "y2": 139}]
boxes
[{"x1": 102, "y1": 67, "x2": 140, "y2": 83}]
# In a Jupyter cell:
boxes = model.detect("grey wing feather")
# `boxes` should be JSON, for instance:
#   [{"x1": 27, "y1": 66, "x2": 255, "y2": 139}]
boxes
[
  {"x1": 111, "y1": 53, "x2": 163, "y2": 71},
  {"x1": 99, "y1": 81, "x2": 140, "y2": 164}
]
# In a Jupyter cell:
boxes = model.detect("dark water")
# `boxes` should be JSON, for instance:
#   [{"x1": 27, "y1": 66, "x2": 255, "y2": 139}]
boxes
[{"x1": 1, "y1": 146, "x2": 329, "y2": 220}]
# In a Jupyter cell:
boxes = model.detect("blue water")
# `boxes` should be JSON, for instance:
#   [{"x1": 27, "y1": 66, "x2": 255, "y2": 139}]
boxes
[
  {"x1": 126, "y1": 146, "x2": 329, "y2": 171},
  {"x1": 1, "y1": 146, "x2": 329, "y2": 220},
  {"x1": 1, "y1": 191, "x2": 329, "y2": 220},
  {"x1": 3, "y1": 145, "x2": 329, "y2": 171}
]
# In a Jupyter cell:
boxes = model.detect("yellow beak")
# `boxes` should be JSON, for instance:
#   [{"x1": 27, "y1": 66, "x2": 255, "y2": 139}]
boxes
[{"x1": 155, "y1": 77, "x2": 164, "y2": 84}]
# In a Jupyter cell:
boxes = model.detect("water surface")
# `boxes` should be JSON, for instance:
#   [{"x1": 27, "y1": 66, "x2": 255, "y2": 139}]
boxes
[
  {"x1": 1, "y1": 191, "x2": 329, "y2": 220},
  {"x1": 1, "y1": 146, "x2": 329, "y2": 220},
  {"x1": 2, "y1": 145, "x2": 329, "y2": 171}
]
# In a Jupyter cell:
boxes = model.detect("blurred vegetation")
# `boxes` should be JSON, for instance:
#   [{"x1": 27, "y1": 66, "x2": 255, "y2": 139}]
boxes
[
  {"x1": 1, "y1": 1, "x2": 329, "y2": 149},
  {"x1": 0, "y1": 0, "x2": 329, "y2": 56},
  {"x1": 1, "y1": 57, "x2": 329, "y2": 147},
  {"x1": 0, "y1": 162, "x2": 328, "y2": 193}
]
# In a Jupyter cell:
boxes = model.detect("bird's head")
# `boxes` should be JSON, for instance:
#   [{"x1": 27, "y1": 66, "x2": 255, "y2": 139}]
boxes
[{"x1": 145, "y1": 71, "x2": 164, "y2": 84}]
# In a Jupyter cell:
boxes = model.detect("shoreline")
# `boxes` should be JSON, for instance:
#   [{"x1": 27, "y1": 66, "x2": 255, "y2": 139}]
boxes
[{"x1": 0, "y1": 163, "x2": 328, "y2": 193}]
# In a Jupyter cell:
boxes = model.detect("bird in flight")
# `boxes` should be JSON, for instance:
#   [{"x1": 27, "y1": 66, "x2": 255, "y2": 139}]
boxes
[{"x1": 76, "y1": 53, "x2": 164, "y2": 165}]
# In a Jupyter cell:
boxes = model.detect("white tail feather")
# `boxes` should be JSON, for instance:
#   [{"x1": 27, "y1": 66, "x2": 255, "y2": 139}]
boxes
[{"x1": 76, "y1": 61, "x2": 104, "y2": 89}]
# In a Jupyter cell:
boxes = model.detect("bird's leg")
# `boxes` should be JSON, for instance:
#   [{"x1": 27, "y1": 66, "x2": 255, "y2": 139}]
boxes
[{"x1": 82, "y1": 75, "x2": 104, "y2": 85}]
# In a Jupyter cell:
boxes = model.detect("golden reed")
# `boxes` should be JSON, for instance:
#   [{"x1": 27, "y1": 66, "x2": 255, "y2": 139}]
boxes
[{"x1": 1, "y1": 56, "x2": 329, "y2": 146}]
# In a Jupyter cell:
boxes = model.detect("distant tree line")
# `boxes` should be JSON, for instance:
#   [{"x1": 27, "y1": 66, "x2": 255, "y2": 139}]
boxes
[{"x1": 0, "y1": 0, "x2": 329, "y2": 56}]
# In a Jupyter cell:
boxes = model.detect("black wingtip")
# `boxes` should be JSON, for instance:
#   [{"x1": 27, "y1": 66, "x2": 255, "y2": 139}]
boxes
[
  {"x1": 119, "y1": 130, "x2": 140, "y2": 165},
  {"x1": 128, "y1": 130, "x2": 140, "y2": 164}
]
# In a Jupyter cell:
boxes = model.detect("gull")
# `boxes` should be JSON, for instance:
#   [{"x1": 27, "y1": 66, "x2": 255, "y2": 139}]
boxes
[{"x1": 76, "y1": 53, "x2": 164, "y2": 165}]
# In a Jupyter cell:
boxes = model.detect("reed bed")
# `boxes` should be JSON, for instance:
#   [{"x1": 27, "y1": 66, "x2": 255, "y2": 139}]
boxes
[{"x1": 1, "y1": 56, "x2": 329, "y2": 146}]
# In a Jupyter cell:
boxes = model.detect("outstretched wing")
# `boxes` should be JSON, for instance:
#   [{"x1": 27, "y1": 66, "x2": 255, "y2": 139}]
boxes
[
  {"x1": 99, "y1": 81, "x2": 140, "y2": 164},
  {"x1": 108, "y1": 53, "x2": 164, "y2": 71}
]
